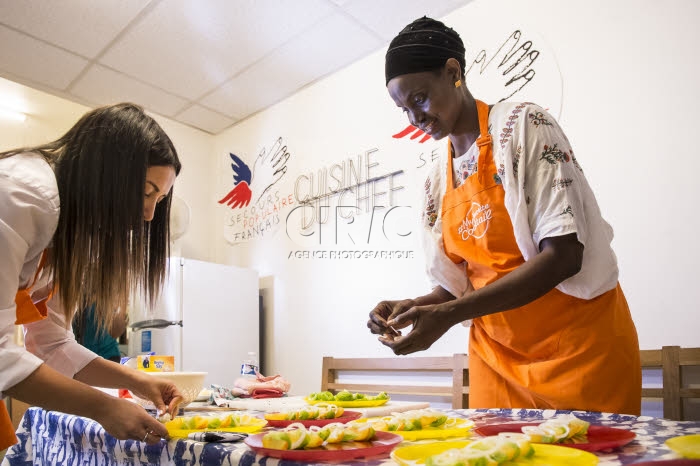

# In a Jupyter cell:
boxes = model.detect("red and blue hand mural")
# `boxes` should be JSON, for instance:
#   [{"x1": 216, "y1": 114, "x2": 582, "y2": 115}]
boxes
[
  {"x1": 218, "y1": 137, "x2": 291, "y2": 210},
  {"x1": 392, "y1": 124, "x2": 432, "y2": 143},
  {"x1": 218, "y1": 153, "x2": 253, "y2": 208}
]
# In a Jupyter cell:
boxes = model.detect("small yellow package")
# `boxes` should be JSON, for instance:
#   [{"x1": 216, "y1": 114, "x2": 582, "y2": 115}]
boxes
[{"x1": 137, "y1": 355, "x2": 174, "y2": 372}]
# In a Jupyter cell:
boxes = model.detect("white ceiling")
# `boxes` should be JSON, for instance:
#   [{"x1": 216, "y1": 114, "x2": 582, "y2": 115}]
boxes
[{"x1": 0, "y1": 0, "x2": 473, "y2": 134}]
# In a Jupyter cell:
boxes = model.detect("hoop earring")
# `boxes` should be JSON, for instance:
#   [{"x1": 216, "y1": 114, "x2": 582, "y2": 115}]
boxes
[{"x1": 454, "y1": 79, "x2": 462, "y2": 88}]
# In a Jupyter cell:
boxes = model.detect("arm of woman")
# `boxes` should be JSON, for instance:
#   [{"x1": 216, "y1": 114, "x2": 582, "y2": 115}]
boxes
[
  {"x1": 74, "y1": 358, "x2": 182, "y2": 418},
  {"x1": 5, "y1": 363, "x2": 169, "y2": 443},
  {"x1": 383, "y1": 233, "x2": 582, "y2": 354}
]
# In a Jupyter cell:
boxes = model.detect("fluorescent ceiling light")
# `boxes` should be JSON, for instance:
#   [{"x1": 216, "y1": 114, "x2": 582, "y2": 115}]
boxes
[{"x1": 0, "y1": 107, "x2": 26, "y2": 122}]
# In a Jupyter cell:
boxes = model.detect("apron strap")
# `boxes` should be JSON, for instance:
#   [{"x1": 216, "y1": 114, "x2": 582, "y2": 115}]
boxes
[
  {"x1": 474, "y1": 100, "x2": 493, "y2": 187},
  {"x1": 6, "y1": 252, "x2": 54, "y2": 447},
  {"x1": 0, "y1": 401, "x2": 18, "y2": 451},
  {"x1": 14, "y1": 249, "x2": 53, "y2": 325},
  {"x1": 446, "y1": 100, "x2": 492, "y2": 189}
]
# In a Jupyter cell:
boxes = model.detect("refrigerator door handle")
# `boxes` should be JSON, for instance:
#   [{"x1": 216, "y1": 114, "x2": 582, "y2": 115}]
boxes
[{"x1": 130, "y1": 319, "x2": 183, "y2": 330}]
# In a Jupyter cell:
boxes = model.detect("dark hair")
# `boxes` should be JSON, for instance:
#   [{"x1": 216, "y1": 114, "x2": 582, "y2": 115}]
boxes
[{"x1": 1, "y1": 103, "x2": 181, "y2": 329}]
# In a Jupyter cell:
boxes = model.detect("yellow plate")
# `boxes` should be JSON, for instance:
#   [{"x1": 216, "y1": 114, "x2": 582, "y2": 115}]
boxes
[
  {"x1": 353, "y1": 417, "x2": 475, "y2": 441},
  {"x1": 304, "y1": 398, "x2": 389, "y2": 407},
  {"x1": 165, "y1": 418, "x2": 267, "y2": 438},
  {"x1": 666, "y1": 434, "x2": 700, "y2": 459},
  {"x1": 391, "y1": 440, "x2": 599, "y2": 465}
]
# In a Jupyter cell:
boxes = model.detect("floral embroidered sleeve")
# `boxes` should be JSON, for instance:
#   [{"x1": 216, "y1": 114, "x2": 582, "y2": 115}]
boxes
[
  {"x1": 513, "y1": 104, "x2": 589, "y2": 248},
  {"x1": 492, "y1": 102, "x2": 619, "y2": 299}
]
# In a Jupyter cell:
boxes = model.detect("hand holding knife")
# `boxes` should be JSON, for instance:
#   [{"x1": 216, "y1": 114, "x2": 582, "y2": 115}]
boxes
[{"x1": 187, "y1": 432, "x2": 248, "y2": 443}]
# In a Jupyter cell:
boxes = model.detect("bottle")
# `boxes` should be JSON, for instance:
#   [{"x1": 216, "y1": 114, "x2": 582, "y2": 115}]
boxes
[{"x1": 241, "y1": 351, "x2": 259, "y2": 379}]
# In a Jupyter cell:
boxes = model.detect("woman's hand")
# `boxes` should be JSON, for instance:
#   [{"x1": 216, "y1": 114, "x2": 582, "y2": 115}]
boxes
[
  {"x1": 378, "y1": 302, "x2": 456, "y2": 355},
  {"x1": 130, "y1": 374, "x2": 183, "y2": 419},
  {"x1": 367, "y1": 299, "x2": 417, "y2": 338},
  {"x1": 94, "y1": 397, "x2": 169, "y2": 444}
]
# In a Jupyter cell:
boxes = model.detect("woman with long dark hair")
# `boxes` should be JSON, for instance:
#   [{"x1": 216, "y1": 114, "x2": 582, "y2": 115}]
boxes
[{"x1": 0, "y1": 103, "x2": 184, "y2": 449}]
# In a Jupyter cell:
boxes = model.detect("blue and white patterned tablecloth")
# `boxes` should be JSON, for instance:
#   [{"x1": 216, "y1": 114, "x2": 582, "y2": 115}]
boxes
[{"x1": 3, "y1": 407, "x2": 700, "y2": 465}]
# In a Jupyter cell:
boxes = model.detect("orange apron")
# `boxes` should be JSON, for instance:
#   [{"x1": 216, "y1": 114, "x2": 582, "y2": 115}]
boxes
[
  {"x1": 441, "y1": 100, "x2": 641, "y2": 414},
  {"x1": 1, "y1": 251, "x2": 53, "y2": 450}
]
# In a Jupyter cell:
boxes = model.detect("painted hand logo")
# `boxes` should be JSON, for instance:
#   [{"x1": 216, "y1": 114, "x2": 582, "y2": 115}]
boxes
[
  {"x1": 392, "y1": 124, "x2": 432, "y2": 144},
  {"x1": 218, "y1": 137, "x2": 291, "y2": 209},
  {"x1": 251, "y1": 137, "x2": 290, "y2": 204}
]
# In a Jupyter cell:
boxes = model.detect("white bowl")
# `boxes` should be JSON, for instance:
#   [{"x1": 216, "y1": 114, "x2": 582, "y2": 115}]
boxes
[{"x1": 131, "y1": 371, "x2": 208, "y2": 409}]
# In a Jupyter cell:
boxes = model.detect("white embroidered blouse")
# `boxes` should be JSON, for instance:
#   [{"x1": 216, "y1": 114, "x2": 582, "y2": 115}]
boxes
[{"x1": 421, "y1": 102, "x2": 619, "y2": 300}]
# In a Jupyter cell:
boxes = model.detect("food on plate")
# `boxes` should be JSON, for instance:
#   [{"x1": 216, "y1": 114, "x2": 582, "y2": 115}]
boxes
[
  {"x1": 354, "y1": 409, "x2": 451, "y2": 431},
  {"x1": 520, "y1": 415, "x2": 590, "y2": 444},
  {"x1": 425, "y1": 434, "x2": 534, "y2": 465},
  {"x1": 264, "y1": 403, "x2": 345, "y2": 421},
  {"x1": 307, "y1": 390, "x2": 389, "y2": 402},
  {"x1": 261, "y1": 422, "x2": 376, "y2": 450},
  {"x1": 166, "y1": 413, "x2": 261, "y2": 431}
]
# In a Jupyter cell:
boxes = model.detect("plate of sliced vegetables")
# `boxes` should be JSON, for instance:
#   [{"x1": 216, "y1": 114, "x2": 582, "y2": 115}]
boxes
[
  {"x1": 245, "y1": 422, "x2": 402, "y2": 462},
  {"x1": 475, "y1": 422, "x2": 635, "y2": 452},
  {"x1": 350, "y1": 409, "x2": 475, "y2": 441},
  {"x1": 305, "y1": 390, "x2": 390, "y2": 407},
  {"x1": 391, "y1": 439, "x2": 599, "y2": 466},
  {"x1": 164, "y1": 413, "x2": 267, "y2": 438},
  {"x1": 265, "y1": 406, "x2": 362, "y2": 428}
]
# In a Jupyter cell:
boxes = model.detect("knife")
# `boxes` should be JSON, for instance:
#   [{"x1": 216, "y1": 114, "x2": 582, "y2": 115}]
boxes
[{"x1": 187, "y1": 432, "x2": 248, "y2": 443}]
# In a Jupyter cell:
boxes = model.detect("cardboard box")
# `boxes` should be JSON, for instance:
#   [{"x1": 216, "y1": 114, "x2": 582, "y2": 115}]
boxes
[{"x1": 136, "y1": 355, "x2": 174, "y2": 372}]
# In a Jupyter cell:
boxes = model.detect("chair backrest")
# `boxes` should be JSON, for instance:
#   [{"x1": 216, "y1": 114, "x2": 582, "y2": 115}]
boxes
[
  {"x1": 321, "y1": 354, "x2": 469, "y2": 409},
  {"x1": 640, "y1": 346, "x2": 700, "y2": 420}
]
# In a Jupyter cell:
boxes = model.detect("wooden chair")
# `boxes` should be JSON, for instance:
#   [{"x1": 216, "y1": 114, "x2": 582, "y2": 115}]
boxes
[
  {"x1": 640, "y1": 346, "x2": 700, "y2": 420},
  {"x1": 320, "y1": 354, "x2": 469, "y2": 409}
]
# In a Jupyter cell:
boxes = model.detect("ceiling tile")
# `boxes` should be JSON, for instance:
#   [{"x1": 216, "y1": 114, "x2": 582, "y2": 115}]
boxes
[
  {"x1": 0, "y1": 25, "x2": 88, "y2": 91},
  {"x1": 201, "y1": 12, "x2": 382, "y2": 118},
  {"x1": 99, "y1": 0, "x2": 334, "y2": 100},
  {"x1": 71, "y1": 65, "x2": 189, "y2": 117},
  {"x1": 0, "y1": 0, "x2": 151, "y2": 58},
  {"x1": 341, "y1": 0, "x2": 475, "y2": 41},
  {"x1": 176, "y1": 104, "x2": 236, "y2": 134}
]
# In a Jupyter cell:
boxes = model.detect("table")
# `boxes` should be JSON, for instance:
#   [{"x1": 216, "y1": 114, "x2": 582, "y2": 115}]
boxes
[{"x1": 3, "y1": 407, "x2": 700, "y2": 465}]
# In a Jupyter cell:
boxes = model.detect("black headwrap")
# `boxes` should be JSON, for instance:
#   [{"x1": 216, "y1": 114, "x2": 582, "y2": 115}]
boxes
[{"x1": 385, "y1": 16, "x2": 466, "y2": 85}]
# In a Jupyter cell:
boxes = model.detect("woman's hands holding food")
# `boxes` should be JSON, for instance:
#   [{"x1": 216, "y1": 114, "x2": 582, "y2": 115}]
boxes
[
  {"x1": 367, "y1": 299, "x2": 417, "y2": 339},
  {"x1": 130, "y1": 373, "x2": 183, "y2": 420},
  {"x1": 93, "y1": 396, "x2": 169, "y2": 444},
  {"x1": 378, "y1": 302, "x2": 457, "y2": 355}
]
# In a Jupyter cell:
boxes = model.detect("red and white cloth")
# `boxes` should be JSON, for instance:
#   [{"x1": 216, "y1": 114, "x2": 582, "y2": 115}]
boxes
[{"x1": 234, "y1": 371, "x2": 291, "y2": 398}]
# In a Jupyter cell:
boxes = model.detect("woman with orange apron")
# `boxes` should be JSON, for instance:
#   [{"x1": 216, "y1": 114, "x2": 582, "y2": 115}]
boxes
[
  {"x1": 368, "y1": 16, "x2": 641, "y2": 415},
  {"x1": 0, "y1": 104, "x2": 183, "y2": 450}
]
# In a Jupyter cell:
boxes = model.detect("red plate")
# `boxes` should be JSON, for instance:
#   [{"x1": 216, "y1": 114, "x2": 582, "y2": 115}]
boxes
[
  {"x1": 630, "y1": 461, "x2": 700, "y2": 465},
  {"x1": 244, "y1": 431, "x2": 402, "y2": 462},
  {"x1": 265, "y1": 410, "x2": 362, "y2": 428},
  {"x1": 474, "y1": 423, "x2": 635, "y2": 452}
]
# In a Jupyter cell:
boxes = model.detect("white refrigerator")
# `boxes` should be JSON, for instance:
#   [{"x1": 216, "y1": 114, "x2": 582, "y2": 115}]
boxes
[{"x1": 128, "y1": 257, "x2": 259, "y2": 388}]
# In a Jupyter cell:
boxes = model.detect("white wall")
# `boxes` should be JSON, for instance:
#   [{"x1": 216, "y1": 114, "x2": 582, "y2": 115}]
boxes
[
  {"x1": 212, "y1": 0, "x2": 700, "y2": 397},
  {"x1": 0, "y1": 76, "x2": 215, "y2": 261}
]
